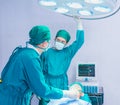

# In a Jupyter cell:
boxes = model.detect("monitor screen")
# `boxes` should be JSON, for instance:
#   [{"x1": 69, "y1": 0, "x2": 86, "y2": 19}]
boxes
[
  {"x1": 78, "y1": 64, "x2": 95, "y2": 77},
  {"x1": 76, "y1": 63, "x2": 96, "y2": 81}
]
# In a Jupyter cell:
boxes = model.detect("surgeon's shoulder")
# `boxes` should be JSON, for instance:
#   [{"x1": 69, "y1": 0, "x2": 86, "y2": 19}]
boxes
[
  {"x1": 20, "y1": 48, "x2": 38, "y2": 58},
  {"x1": 44, "y1": 47, "x2": 54, "y2": 53}
]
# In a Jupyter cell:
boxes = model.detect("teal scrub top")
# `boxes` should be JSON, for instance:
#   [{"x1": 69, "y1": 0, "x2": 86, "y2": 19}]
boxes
[
  {"x1": 0, "y1": 47, "x2": 63, "y2": 105},
  {"x1": 41, "y1": 30, "x2": 84, "y2": 90}
]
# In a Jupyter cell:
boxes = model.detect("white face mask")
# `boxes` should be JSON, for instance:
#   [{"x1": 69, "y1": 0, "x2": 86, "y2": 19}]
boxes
[{"x1": 55, "y1": 41, "x2": 65, "y2": 50}]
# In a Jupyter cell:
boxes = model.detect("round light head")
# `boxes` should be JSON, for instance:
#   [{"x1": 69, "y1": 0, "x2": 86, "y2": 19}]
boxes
[
  {"x1": 67, "y1": 2, "x2": 83, "y2": 9},
  {"x1": 55, "y1": 7, "x2": 69, "y2": 13},
  {"x1": 94, "y1": 6, "x2": 111, "y2": 12},
  {"x1": 85, "y1": 0, "x2": 103, "y2": 4},
  {"x1": 79, "y1": 10, "x2": 92, "y2": 16},
  {"x1": 39, "y1": 0, "x2": 56, "y2": 6}
]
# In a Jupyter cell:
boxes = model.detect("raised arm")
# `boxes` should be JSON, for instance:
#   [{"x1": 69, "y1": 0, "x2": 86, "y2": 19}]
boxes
[
  {"x1": 74, "y1": 16, "x2": 83, "y2": 30},
  {"x1": 66, "y1": 16, "x2": 84, "y2": 58}
]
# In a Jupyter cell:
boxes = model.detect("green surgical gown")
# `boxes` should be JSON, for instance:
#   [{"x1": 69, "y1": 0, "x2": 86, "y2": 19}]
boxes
[
  {"x1": 0, "y1": 47, "x2": 63, "y2": 105},
  {"x1": 41, "y1": 30, "x2": 84, "y2": 90}
]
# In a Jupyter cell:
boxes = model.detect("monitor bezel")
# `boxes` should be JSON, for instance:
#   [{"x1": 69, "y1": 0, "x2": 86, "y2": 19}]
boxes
[{"x1": 76, "y1": 63, "x2": 96, "y2": 82}]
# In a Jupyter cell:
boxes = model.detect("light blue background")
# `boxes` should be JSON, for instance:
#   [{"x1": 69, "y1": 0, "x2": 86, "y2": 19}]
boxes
[{"x1": 0, "y1": 0, "x2": 120, "y2": 105}]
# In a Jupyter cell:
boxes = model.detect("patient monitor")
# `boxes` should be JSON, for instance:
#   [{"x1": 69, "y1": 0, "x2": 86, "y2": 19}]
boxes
[
  {"x1": 76, "y1": 63, "x2": 100, "y2": 94},
  {"x1": 76, "y1": 63, "x2": 104, "y2": 105},
  {"x1": 76, "y1": 63, "x2": 96, "y2": 82}
]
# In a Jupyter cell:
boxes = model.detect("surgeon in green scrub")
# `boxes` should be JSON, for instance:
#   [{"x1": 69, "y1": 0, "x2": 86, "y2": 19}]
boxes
[
  {"x1": 0, "y1": 25, "x2": 82, "y2": 105},
  {"x1": 39, "y1": 17, "x2": 84, "y2": 105}
]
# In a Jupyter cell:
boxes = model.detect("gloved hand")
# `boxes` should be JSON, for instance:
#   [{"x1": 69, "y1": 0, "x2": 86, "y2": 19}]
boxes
[
  {"x1": 62, "y1": 89, "x2": 81, "y2": 99},
  {"x1": 69, "y1": 83, "x2": 84, "y2": 97},
  {"x1": 37, "y1": 96, "x2": 41, "y2": 100},
  {"x1": 73, "y1": 16, "x2": 83, "y2": 30}
]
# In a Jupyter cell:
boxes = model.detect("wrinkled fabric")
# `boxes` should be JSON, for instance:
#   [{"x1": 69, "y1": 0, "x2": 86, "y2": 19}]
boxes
[
  {"x1": 69, "y1": 82, "x2": 91, "y2": 103},
  {"x1": 29, "y1": 25, "x2": 51, "y2": 45},
  {"x1": 41, "y1": 30, "x2": 84, "y2": 90},
  {"x1": 39, "y1": 30, "x2": 84, "y2": 105},
  {"x1": 48, "y1": 98, "x2": 92, "y2": 105},
  {"x1": 0, "y1": 47, "x2": 63, "y2": 105}
]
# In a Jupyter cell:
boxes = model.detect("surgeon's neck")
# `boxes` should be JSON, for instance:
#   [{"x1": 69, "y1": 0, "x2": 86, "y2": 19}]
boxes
[{"x1": 36, "y1": 48, "x2": 44, "y2": 54}]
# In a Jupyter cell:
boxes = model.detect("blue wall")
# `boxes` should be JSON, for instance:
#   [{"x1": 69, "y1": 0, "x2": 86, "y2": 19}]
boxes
[{"x1": 0, "y1": 0, "x2": 120, "y2": 105}]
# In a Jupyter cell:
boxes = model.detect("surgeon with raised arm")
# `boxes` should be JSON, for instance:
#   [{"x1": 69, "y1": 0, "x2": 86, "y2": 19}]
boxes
[
  {"x1": 0, "y1": 25, "x2": 81, "y2": 105},
  {"x1": 39, "y1": 16, "x2": 84, "y2": 105}
]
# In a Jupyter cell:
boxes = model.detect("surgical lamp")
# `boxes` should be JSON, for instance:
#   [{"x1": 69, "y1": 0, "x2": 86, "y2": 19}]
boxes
[{"x1": 38, "y1": 0, "x2": 120, "y2": 20}]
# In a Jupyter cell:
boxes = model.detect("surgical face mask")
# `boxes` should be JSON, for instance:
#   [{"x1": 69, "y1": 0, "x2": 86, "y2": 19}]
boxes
[{"x1": 55, "y1": 41, "x2": 65, "y2": 50}]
